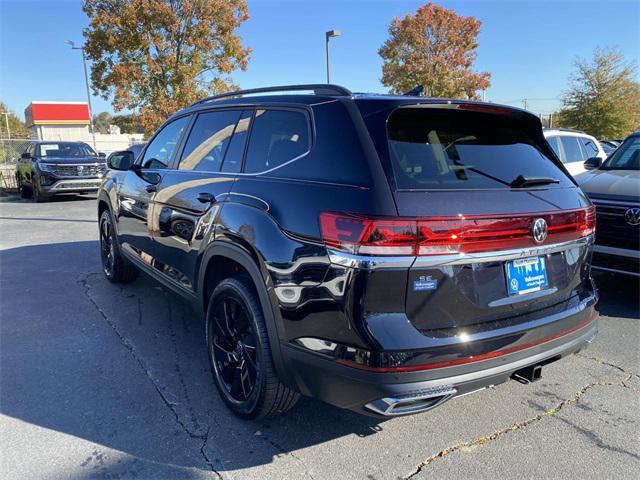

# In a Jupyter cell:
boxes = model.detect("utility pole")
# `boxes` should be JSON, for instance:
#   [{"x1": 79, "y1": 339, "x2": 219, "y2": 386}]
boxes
[
  {"x1": 522, "y1": 99, "x2": 528, "y2": 110},
  {"x1": 66, "y1": 40, "x2": 97, "y2": 151},
  {"x1": 325, "y1": 30, "x2": 341, "y2": 84}
]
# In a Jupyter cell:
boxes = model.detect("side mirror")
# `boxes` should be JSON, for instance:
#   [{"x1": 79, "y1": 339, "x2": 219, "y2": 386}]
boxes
[
  {"x1": 21, "y1": 152, "x2": 31, "y2": 159},
  {"x1": 584, "y1": 157, "x2": 602, "y2": 170},
  {"x1": 98, "y1": 152, "x2": 107, "y2": 158},
  {"x1": 107, "y1": 151, "x2": 134, "y2": 171}
]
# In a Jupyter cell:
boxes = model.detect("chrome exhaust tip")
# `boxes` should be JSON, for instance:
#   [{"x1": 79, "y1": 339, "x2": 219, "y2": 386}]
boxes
[{"x1": 364, "y1": 385, "x2": 457, "y2": 416}]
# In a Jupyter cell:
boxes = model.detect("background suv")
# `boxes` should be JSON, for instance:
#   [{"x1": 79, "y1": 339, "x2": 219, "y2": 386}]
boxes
[
  {"x1": 577, "y1": 131, "x2": 640, "y2": 277},
  {"x1": 544, "y1": 128, "x2": 606, "y2": 177},
  {"x1": 16, "y1": 141, "x2": 107, "y2": 202},
  {"x1": 98, "y1": 85, "x2": 598, "y2": 419}
]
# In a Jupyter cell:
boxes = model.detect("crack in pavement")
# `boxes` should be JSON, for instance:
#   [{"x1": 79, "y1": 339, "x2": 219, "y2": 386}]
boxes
[
  {"x1": 78, "y1": 273, "x2": 221, "y2": 477},
  {"x1": 576, "y1": 353, "x2": 640, "y2": 384},
  {"x1": 166, "y1": 298, "x2": 203, "y2": 436},
  {"x1": 402, "y1": 370, "x2": 633, "y2": 479}
]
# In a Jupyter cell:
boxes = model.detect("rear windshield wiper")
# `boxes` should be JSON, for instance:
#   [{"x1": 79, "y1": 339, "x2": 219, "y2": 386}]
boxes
[{"x1": 509, "y1": 175, "x2": 560, "y2": 188}]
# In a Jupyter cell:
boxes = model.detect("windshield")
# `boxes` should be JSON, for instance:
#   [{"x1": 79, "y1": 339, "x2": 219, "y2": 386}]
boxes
[
  {"x1": 387, "y1": 108, "x2": 573, "y2": 190},
  {"x1": 601, "y1": 136, "x2": 640, "y2": 170},
  {"x1": 37, "y1": 142, "x2": 97, "y2": 158}
]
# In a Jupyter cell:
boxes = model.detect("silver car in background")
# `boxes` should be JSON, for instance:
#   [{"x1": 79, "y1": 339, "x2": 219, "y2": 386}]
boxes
[{"x1": 577, "y1": 131, "x2": 640, "y2": 277}]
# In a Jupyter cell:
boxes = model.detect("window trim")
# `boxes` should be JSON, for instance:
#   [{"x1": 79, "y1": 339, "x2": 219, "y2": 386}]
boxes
[
  {"x1": 141, "y1": 104, "x2": 315, "y2": 176},
  {"x1": 241, "y1": 106, "x2": 313, "y2": 175}
]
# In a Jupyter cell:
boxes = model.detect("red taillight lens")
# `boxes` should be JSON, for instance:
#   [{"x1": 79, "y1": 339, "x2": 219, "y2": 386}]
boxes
[
  {"x1": 320, "y1": 206, "x2": 595, "y2": 256},
  {"x1": 319, "y1": 213, "x2": 416, "y2": 255}
]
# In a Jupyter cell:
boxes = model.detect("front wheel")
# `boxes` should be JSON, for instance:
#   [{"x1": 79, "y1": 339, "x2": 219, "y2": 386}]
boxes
[
  {"x1": 99, "y1": 210, "x2": 138, "y2": 283},
  {"x1": 207, "y1": 276, "x2": 299, "y2": 419},
  {"x1": 32, "y1": 181, "x2": 49, "y2": 203}
]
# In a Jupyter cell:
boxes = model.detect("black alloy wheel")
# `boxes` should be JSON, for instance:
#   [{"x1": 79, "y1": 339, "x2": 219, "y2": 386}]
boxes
[
  {"x1": 99, "y1": 212, "x2": 116, "y2": 278},
  {"x1": 207, "y1": 276, "x2": 299, "y2": 419},
  {"x1": 98, "y1": 210, "x2": 138, "y2": 283},
  {"x1": 211, "y1": 295, "x2": 259, "y2": 403}
]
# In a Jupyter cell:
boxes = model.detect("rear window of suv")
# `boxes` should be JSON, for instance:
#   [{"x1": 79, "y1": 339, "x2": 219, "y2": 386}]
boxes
[{"x1": 387, "y1": 108, "x2": 572, "y2": 190}]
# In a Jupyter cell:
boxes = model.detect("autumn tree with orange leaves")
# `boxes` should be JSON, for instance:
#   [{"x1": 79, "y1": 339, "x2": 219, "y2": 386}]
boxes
[
  {"x1": 379, "y1": 3, "x2": 491, "y2": 99},
  {"x1": 83, "y1": 0, "x2": 251, "y2": 133}
]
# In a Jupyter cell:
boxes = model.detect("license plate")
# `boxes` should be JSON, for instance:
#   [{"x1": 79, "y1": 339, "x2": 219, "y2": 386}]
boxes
[{"x1": 505, "y1": 256, "x2": 548, "y2": 295}]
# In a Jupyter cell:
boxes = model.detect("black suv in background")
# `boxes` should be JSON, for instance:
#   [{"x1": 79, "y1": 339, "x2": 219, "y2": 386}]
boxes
[
  {"x1": 16, "y1": 141, "x2": 107, "y2": 202},
  {"x1": 98, "y1": 85, "x2": 598, "y2": 419}
]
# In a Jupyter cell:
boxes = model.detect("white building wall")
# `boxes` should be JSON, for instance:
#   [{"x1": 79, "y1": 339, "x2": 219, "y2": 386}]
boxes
[{"x1": 30, "y1": 124, "x2": 144, "y2": 154}]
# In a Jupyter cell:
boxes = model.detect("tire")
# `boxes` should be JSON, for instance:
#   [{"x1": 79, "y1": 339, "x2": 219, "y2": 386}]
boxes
[
  {"x1": 99, "y1": 209, "x2": 139, "y2": 283},
  {"x1": 32, "y1": 181, "x2": 49, "y2": 203},
  {"x1": 206, "y1": 276, "x2": 299, "y2": 419}
]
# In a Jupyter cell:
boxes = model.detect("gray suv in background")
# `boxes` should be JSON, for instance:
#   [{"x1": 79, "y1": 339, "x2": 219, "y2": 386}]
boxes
[
  {"x1": 15, "y1": 141, "x2": 107, "y2": 202},
  {"x1": 577, "y1": 131, "x2": 640, "y2": 277}
]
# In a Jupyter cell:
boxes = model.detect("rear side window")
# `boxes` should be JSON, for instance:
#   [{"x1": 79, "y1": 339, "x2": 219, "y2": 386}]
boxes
[
  {"x1": 244, "y1": 109, "x2": 310, "y2": 173},
  {"x1": 387, "y1": 108, "x2": 572, "y2": 190},
  {"x1": 178, "y1": 110, "x2": 241, "y2": 172},
  {"x1": 560, "y1": 136, "x2": 584, "y2": 163}
]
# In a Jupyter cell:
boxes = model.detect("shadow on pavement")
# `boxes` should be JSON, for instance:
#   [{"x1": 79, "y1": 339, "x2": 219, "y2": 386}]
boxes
[
  {"x1": 0, "y1": 193, "x2": 96, "y2": 204},
  {"x1": 0, "y1": 241, "x2": 386, "y2": 478},
  {"x1": 593, "y1": 271, "x2": 640, "y2": 319}
]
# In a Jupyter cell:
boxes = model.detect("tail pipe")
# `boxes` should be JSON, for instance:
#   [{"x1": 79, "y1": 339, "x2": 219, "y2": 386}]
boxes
[{"x1": 364, "y1": 385, "x2": 457, "y2": 416}]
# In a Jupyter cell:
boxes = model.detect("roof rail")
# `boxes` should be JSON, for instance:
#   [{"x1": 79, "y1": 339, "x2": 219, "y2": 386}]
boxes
[
  {"x1": 544, "y1": 127, "x2": 586, "y2": 134},
  {"x1": 192, "y1": 84, "x2": 352, "y2": 106}
]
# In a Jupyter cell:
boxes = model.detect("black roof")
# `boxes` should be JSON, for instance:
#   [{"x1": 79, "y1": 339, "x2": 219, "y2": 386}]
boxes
[{"x1": 171, "y1": 83, "x2": 537, "y2": 122}]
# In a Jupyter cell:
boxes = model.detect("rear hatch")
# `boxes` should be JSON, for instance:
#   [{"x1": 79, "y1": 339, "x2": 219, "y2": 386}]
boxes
[{"x1": 364, "y1": 103, "x2": 594, "y2": 332}]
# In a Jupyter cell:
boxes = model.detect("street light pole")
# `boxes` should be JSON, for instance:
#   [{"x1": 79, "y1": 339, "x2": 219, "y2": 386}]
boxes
[
  {"x1": 66, "y1": 40, "x2": 97, "y2": 151},
  {"x1": 325, "y1": 30, "x2": 341, "y2": 84}
]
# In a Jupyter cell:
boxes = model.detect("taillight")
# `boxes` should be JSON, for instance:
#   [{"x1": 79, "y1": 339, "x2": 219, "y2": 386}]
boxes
[
  {"x1": 320, "y1": 206, "x2": 595, "y2": 256},
  {"x1": 319, "y1": 213, "x2": 416, "y2": 255}
]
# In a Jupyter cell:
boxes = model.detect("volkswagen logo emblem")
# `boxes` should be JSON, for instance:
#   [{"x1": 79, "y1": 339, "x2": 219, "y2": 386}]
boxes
[
  {"x1": 625, "y1": 208, "x2": 640, "y2": 226},
  {"x1": 532, "y1": 218, "x2": 548, "y2": 243}
]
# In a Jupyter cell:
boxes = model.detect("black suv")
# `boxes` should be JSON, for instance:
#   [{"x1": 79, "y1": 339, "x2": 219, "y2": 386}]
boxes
[
  {"x1": 98, "y1": 84, "x2": 598, "y2": 419},
  {"x1": 16, "y1": 141, "x2": 107, "y2": 202}
]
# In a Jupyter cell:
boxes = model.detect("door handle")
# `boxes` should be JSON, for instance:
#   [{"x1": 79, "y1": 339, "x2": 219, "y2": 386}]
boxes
[
  {"x1": 197, "y1": 192, "x2": 216, "y2": 204},
  {"x1": 145, "y1": 184, "x2": 157, "y2": 193}
]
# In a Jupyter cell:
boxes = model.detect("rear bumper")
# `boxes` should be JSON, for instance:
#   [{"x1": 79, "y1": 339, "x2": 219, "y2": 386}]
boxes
[{"x1": 281, "y1": 302, "x2": 597, "y2": 416}]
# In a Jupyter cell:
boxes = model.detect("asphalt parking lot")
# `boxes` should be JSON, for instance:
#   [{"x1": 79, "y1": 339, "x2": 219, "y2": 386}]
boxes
[{"x1": 1, "y1": 195, "x2": 638, "y2": 480}]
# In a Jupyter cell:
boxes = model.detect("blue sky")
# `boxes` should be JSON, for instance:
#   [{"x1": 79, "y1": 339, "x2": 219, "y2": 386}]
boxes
[{"x1": 1, "y1": 0, "x2": 638, "y2": 120}]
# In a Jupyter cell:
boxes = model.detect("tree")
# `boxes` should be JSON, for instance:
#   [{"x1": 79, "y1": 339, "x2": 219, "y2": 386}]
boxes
[
  {"x1": 83, "y1": 0, "x2": 251, "y2": 134},
  {"x1": 557, "y1": 47, "x2": 640, "y2": 139},
  {"x1": 111, "y1": 113, "x2": 145, "y2": 135},
  {"x1": 93, "y1": 111, "x2": 112, "y2": 134},
  {"x1": 378, "y1": 2, "x2": 491, "y2": 99},
  {"x1": 0, "y1": 102, "x2": 30, "y2": 139}
]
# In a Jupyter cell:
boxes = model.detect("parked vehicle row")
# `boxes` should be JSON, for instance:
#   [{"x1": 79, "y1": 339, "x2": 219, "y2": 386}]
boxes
[{"x1": 96, "y1": 84, "x2": 598, "y2": 419}]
